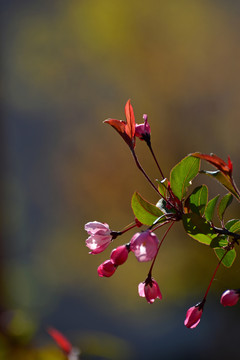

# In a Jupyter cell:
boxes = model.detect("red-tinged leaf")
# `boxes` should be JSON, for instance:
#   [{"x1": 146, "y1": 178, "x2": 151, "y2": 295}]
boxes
[
  {"x1": 103, "y1": 119, "x2": 126, "y2": 134},
  {"x1": 191, "y1": 152, "x2": 232, "y2": 177},
  {"x1": 124, "y1": 99, "x2": 135, "y2": 145},
  {"x1": 200, "y1": 170, "x2": 240, "y2": 201},
  {"x1": 104, "y1": 100, "x2": 136, "y2": 149},
  {"x1": 47, "y1": 327, "x2": 72, "y2": 354}
]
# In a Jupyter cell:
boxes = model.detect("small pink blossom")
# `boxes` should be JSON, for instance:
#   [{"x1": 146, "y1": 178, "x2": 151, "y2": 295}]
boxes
[
  {"x1": 85, "y1": 221, "x2": 112, "y2": 254},
  {"x1": 138, "y1": 278, "x2": 162, "y2": 304},
  {"x1": 111, "y1": 245, "x2": 129, "y2": 266},
  {"x1": 97, "y1": 260, "x2": 116, "y2": 277},
  {"x1": 135, "y1": 114, "x2": 151, "y2": 141},
  {"x1": 220, "y1": 289, "x2": 240, "y2": 307},
  {"x1": 130, "y1": 230, "x2": 159, "y2": 262},
  {"x1": 184, "y1": 301, "x2": 205, "y2": 329}
]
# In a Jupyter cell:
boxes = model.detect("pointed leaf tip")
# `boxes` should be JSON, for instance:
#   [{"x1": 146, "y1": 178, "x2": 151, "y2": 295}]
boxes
[
  {"x1": 125, "y1": 99, "x2": 136, "y2": 144},
  {"x1": 191, "y1": 152, "x2": 232, "y2": 176},
  {"x1": 103, "y1": 118, "x2": 125, "y2": 133}
]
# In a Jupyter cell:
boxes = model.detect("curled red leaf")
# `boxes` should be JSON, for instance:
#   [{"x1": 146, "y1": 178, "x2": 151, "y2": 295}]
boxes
[
  {"x1": 191, "y1": 152, "x2": 233, "y2": 177},
  {"x1": 104, "y1": 99, "x2": 136, "y2": 149},
  {"x1": 47, "y1": 327, "x2": 72, "y2": 354}
]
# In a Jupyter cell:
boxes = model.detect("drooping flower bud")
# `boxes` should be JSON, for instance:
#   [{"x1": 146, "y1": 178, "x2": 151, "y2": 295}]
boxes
[
  {"x1": 110, "y1": 245, "x2": 129, "y2": 266},
  {"x1": 84, "y1": 221, "x2": 112, "y2": 254},
  {"x1": 138, "y1": 278, "x2": 162, "y2": 304},
  {"x1": 130, "y1": 230, "x2": 159, "y2": 262},
  {"x1": 135, "y1": 114, "x2": 151, "y2": 143},
  {"x1": 97, "y1": 260, "x2": 116, "y2": 277},
  {"x1": 220, "y1": 289, "x2": 240, "y2": 307},
  {"x1": 184, "y1": 300, "x2": 205, "y2": 329}
]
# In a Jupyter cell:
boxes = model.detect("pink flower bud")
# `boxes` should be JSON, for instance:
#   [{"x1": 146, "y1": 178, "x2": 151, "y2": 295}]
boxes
[
  {"x1": 135, "y1": 114, "x2": 151, "y2": 141},
  {"x1": 138, "y1": 278, "x2": 162, "y2": 304},
  {"x1": 220, "y1": 289, "x2": 240, "y2": 307},
  {"x1": 97, "y1": 260, "x2": 116, "y2": 277},
  {"x1": 85, "y1": 221, "x2": 112, "y2": 254},
  {"x1": 130, "y1": 230, "x2": 159, "y2": 262},
  {"x1": 110, "y1": 245, "x2": 129, "y2": 266},
  {"x1": 184, "y1": 301, "x2": 205, "y2": 329}
]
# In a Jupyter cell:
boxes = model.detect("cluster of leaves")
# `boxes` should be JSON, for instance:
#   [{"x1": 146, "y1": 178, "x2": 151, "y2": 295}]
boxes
[{"x1": 131, "y1": 153, "x2": 240, "y2": 268}]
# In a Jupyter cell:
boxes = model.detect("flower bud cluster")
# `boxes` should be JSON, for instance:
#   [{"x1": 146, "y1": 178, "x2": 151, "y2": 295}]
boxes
[
  {"x1": 85, "y1": 222, "x2": 162, "y2": 304},
  {"x1": 184, "y1": 289, "x2": 240, "y2": 329},
  {"x1": 97, "y1": 245, "x2": 129, "y2": 277}
]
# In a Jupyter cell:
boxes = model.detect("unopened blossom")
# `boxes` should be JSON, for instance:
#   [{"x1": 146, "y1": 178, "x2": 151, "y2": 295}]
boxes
[
  {"x1": 97, "y1": 260, "x2": 116, "y2": 277},
  {"x1": 135, "y1": 114, "x2": 151, "y2": 142},
  {"x1": 220, "y1": 289, "x2": 240, "y2": 307},
  {"x1": 130, "y1": 230, "x2": 159, "y2": 262},
  {"x1": 184, "y1": 301, "x2": 205, "y2": 329},
  {"x1": 138, "y1": 278, "x2": 162, "y2": 304},
  {"x1": 85, "y1": 221, "x2": 112, "y2": 254},
  {"x1": 111, "y1": 245, "x2": 129, "y2": 266}
]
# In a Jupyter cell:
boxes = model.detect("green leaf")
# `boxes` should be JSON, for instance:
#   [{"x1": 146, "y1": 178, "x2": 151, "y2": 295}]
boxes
[
  {"x1": 170, "y1": 155, "x2": 200, "y2": 200},
  {"x1": 200, "y1": 170, "x2": 240, "y2": 201},
  {"x1": 182, "y1": 213, "x2": 218, "y2": 245},
  {"x1": 225, "y1": 219, "x2": 240, "y2": 234},
  {"x1": 131, "y1": 192, "x2": 164, "y2": 226},
  {"x1": 156, "y1": 178, "x2": 168, "y2": 198},
  {"x1": 214, "y1": 248, "x2": 236, "y2": 267},
  {"x1": 187, "y1": 185, "x2": 208, "y2": 215},
  {"x1": 218, "y1": 193, "x2": 233, "y2": 221},
  {"x1": 205, "y1": 195, "x2": 220, "y2": 222},
  {"x1": 210, "y1": 235, "x2": 228, "y2": 248}
]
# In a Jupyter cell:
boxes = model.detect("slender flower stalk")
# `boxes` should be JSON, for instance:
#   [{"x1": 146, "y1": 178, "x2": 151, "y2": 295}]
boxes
[
  {"x1": 131, "y1": 148, "x2": 160, "y2": 195},
  {"x1": 148, "y1": 221, "x2": 175, "y2": 277},
  {"x1": 147, "y1": 141, "x2": 165, "y2": 180},
  {"x1": 119, "y1": 222, "x2": 140, "y2": 235},
  {"x1": 131, "y1": 148, "x2": 175, "y2": 210},
  {"x1": 203, "y1": 249, "x2": 229, "y2": 300}
]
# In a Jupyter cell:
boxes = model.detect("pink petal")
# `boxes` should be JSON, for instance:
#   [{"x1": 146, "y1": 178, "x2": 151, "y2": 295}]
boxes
[
  {"x1": 84, "y1": 221, "x2": 110, "y2": 235},
  {"x1": 138, "y1": 282, "x2": 145, "y2": 297}
]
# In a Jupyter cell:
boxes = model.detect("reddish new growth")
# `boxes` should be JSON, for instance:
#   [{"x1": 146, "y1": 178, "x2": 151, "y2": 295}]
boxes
[
  {"x1": 48, "y1": 327, "x2": 80, "y2": 359},
  {"x1": 84, "y1": 99, "x2": 240, "y2": 330},
  {"x1": 104, "y1": 99, "x2": 136, "y2": 149}
]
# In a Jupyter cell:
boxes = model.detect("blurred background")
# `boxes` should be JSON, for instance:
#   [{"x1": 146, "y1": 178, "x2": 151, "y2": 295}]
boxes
[{"x1": 1, "y1": 0, "x2": 240, "y2": 359}]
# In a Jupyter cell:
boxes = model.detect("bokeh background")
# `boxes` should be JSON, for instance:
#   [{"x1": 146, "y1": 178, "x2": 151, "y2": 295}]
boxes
[{"x1": 1, "y1": 0, "x2": 240, "y2": 359}]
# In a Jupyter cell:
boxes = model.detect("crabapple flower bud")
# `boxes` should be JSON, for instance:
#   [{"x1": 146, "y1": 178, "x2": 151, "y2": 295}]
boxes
[
  {"x1": 135, "y1": 114, "x2": 151, "y2": 141},
  {"x1": 184, "y1": 301, "x2": 205, "y2": 329},
  {"x1": 130, "y1": 230, "x2": 159, "y2": 262},
  {"x1": 138, "y1": 278, "x2": 162, "y2": 304},
  {"x1": 97, "y1": 260, "x2": 116, "y2": 277},
  {"x1": 111, "y1": 245, "x2": 129, "y2": 266},
  {"x1": 85, "y1": 221, "x2": 112, "y2": 254},
  {"x1": 220, "y1": 289, "x2": 240, "y2": 307}
]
